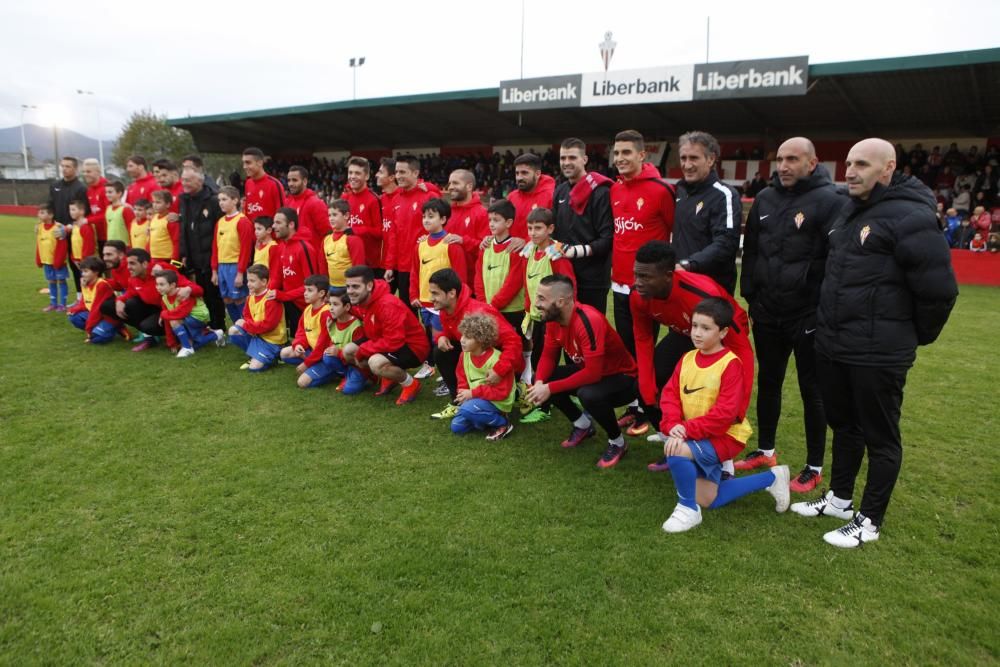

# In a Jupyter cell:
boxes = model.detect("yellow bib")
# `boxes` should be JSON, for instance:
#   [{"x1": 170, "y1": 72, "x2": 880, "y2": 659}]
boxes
[
  {"x1": 678, "y1": 349, "x2": 753, "y2": 444},
  {"x1": 82, "y1": 278, "x2": 108, "y2": 312},
  {"x1": 324, "y1": 233, "x2": 353, "y2": 287},
  {"x1": 216, "y1": 214, "x2": 248, "y2": 263},
  {"x1": 253, "y1": 239, "x2": 276, "y2": 267},
  {"x1": 417, "y1": 239, "x2": 452, "y2": 303},
  {"x1": 71, "y1": 223, "x2": 91, "y2": 260},
  {"x1": 130, "y1": 219, "x2": 150, "y2": 250},
  {"x1": 247, "y1": 293, "x2": 286, "y2": 344},
  {"x1": 481, "y1": 245, "x2": 524, "y2": 312},
  {"x1": 36, "y1": 224, "x2": 59, "y2": 264},
  {"x1": 301, "y1": 303, "x2": 329, "y2": 349},
  {"x1": 149, "y1": 214, "x2": 173, "y2": 258}
]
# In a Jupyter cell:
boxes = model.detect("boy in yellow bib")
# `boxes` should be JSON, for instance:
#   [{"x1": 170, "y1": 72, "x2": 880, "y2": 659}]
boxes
[
  {"x1": 228, "y1": 264, "x2": 287, "y2": 371},
  {"x1": 659, "y1": 297, "x2": 790, "y2": 533},
  {"x1": 322, "y1": 200, "x2": 365, "y2": 288},
  {"x1": 451, "y1": 312, "x2": 516, "y2": 442}
]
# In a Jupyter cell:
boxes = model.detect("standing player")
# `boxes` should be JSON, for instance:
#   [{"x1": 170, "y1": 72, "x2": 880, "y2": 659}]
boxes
[
  {"x1": 321, "y1": 200, "x2": 366, "y2": 288},
  {"x1": 103, "y1": 180, "x2": 134, "y2": 245},
  {"x1": 384, "y1": 155, "x2": 439, "y2": 302},
  {"x1": 285, "y1": 165, "x2": 329, "y2": 246},
  {"x1": 148, "y1": 191, "x2": 180, "y2": 262},
  {"x1": 35, "y1": 204, "x2": 69, "y2": 311},
  {"x1": 342, "y1": 156, "x2": 383, "y2": 269},
  {"x1": 212, "y1": 186, "x2": 255, "y2": 325},
  {"x1": 375, "y1": 157, "x2": 398, "y2": 280},
  {"x1": 507, "y1": 153, "x2": 556, "y2": 240},
  {"x1": 124, "y1": 155, "x2": 158, "y2": 206},
  {"x1": 269, "y1": 208, "x2": 318, "y2": 336},
  {"x1": 442, "y1": 169, "x2": 490, "y2": 285},
  {"x1": 82, "y1": 158, "x2": 108, "y2": 243},
  {"x1": 241, "y1": 147, "x2": 285, "y2": 222}
]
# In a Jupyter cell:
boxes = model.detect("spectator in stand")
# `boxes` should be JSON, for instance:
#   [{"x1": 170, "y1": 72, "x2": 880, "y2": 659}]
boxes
[
  {"x1": 748, "y1": 172, "x2": 769, "y2": 198},
  {"x1": 507, "y1": 153, "x2": 556, "y2": 240},
  {"x1": 971, "y1": 206, "x2": 991, "y2": 238},
  {"x1": 970, "y1": 232, "x2": 987, "y2": 252},
  {"x1": 975, "y1": 164, "x2": 997, "y2": 206},
  {"x1": 342, "y1": 157, "x2": 383, "y2": 269},
  {"x1": 82, "y1": 158, "x2": 108, "y2": 244},
  {"x1": 943, "y1": 208, "x2": 962, "y2": 247},
  {"x1": 952, "y1": 184, "x2": 972, "y2": 215},
  {"x1": 285, "y1": 166, "x2": 329, "y2": 247},
  {"x1": 953, "y1": 216, "x2": 975, "y2": 249},
  {"x1": 125, "y1": 155, "x2": 158, "y2": 205}
]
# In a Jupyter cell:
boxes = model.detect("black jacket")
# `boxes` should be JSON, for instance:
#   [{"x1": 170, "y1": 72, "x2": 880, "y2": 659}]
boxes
[
  {"x1": 673, "y1": 170, "x2": 742, "y2": 294},
  {"x1": 740, "y1": 164, "x2": 846, "y2": 323},
  {"x1": 48, "y1": 178, "x2": 89, "y2": 225},
  {"x1": 179, "y1": 185, "x2": 223, "y2": 272},
  {"x1": 816, "y1": 174, "x2": 958, "y2": 367},
  {"x1": 551, "y1": 178, "x2": 613, "y2": 290}
]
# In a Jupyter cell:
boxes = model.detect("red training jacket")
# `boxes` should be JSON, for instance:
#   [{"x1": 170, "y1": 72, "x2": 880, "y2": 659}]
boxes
[
  {"x1": 449, "y1": 193, "x2": 491, "y2": 284},
  {"x1": 86, "y1": 178, "x2": 109, "y2": 240},
  {"x1": 67, "y1": 279, "x2": 116, "y2": 332},
  {"x1": 342, "y1": 185, "x2": 383, "y2": 268},
  {"x1": 385, "y1": 181, "x2": 440, "y2": 272},
  {"x1": 353, "y1": 279, "x2": 430, "y2": 363},
  {"x1": 243, "y1": 173, "x2": 285, "y2": 222},
  {"x1": 508, "y1": 174, "x2": 556, "y2": 240},
  {"x1": 271, "y1": 237, "x2": 318, "y2": 310},
  {"x1": 286, "y1": 188, "x2": 329, "y2": 247},
  {"x1": 536, "y1": 303, "x2": 636, "y2": 394},
  {"x1": 609, "y1": 163, "x2": 675, "y2": 286},
  {"x1": 435, "y1": 289, "x2": 525, "y2": 378}
]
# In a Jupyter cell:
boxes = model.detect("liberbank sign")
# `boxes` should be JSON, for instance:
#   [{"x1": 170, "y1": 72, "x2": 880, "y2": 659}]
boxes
[{"x1": 498, "y1": 56, "x2": 808, "y2": 111}]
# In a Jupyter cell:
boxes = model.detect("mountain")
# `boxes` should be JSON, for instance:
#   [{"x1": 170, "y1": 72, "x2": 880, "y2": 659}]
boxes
[{"x1": 0, "y1": 124, "x2": 116, "y2": 164}]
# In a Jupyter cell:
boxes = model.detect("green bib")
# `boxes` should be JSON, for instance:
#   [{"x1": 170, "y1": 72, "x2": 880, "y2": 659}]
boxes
[
  {"x1": 525, "y1": 251, "x2": 555, "y2": 322},
  {"x1": 481, "y1": 246, "x2": 524, "y2": 312},
  {"x1": 105, "y1": 205, "x2": 129, "y2": 243},
  {"x1": 462, "y1": 348, "x2": 516, "y2": 413},
  {"x1": 163, "y1": 294, "x2": 209, "y2": 323},
  {"x1": 329, "y1": 317, "x2": 362, "y2": 349}
]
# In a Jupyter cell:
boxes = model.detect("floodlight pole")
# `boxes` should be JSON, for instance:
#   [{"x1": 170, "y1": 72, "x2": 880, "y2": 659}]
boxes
[
  {"x1": 20, "y1": 104, "x2": 37, "y2": 171},
  {"x1": 706, "y1": 16, "x2": 711, "y2": 62},
  {"x1": 77, "y1": 90, "x2": 104, "y2": 173},
  {"x1": 349, "y1": 57, "x2": 366, "y2": 101}
]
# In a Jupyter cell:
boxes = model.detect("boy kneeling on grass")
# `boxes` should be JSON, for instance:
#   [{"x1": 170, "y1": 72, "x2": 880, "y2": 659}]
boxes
[
  {"x1": 156, "y1": 269, "x2": 225, "y2": 358},
  {"x1": 451, "y1": 312, "x2": 516, "y2": 442},
  {"x1": 228, "y1": 264, "x2": 287, "y2": 371},
  {"x1": 67, "y1": 256, "x2": 122, "y2": 344},
  {"x1": 659, "y1": 297, "x2": 790, "y2": 533}
]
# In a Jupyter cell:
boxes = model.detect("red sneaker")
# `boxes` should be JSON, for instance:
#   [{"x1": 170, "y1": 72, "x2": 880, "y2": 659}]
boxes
[
  {"x1": 647, "y1": 456, "x2": 671, "y2": 472},
  {"x1": 789, "y1": 466, "x2": 823, "y2": 493},
  {"x1": 625, "y1": 420, "x2": 650, "y2": 437},
  {"x1": 335, "y1": 377, "x2": 348, "y2": 392},
  {"x1": 596, "y1": 441, "x2": 628, "y2": 469},
  {"x1": 560, "y1": 424, "x2": 596, "y2": 449},
  {"x1": 616, "y1": 411, "x2": 637, "y2": 429},
  {"x1": 374, "y1": 377, "x2": 396, "y2": 397},
  {"x1": 131, "y1": 340, "x2": 154, "y2": 352},
  {"x1": 395, "y1": 379, "x2": 421, "y2": 405},
  {"x1": 734, "y1": 450, "x2": 777, "y2": 471}
]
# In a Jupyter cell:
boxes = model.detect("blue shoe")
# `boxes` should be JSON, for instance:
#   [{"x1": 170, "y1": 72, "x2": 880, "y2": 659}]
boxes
[{"x1": 342, "y1": 366, "x2": 368, "y2": 395}]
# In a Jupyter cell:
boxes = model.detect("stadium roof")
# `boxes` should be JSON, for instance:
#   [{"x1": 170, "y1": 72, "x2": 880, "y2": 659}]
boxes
[{"x1": 169, "y1": 48, "x2": 1000, "y2": 154}]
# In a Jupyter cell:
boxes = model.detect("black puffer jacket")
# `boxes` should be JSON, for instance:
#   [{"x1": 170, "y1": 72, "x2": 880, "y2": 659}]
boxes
[
  {"x1": 673, "y1": 170, "x2": 742, "y2": 294},
  {"x1": 740, "y1": 164, "x2": 846, "y2": 323},
  {"x1": 816, "y1": 173, "x2": 958, "y2": 367},
  {"x1": 178, "y1": 185, "x2": 223, "y2": 272}
]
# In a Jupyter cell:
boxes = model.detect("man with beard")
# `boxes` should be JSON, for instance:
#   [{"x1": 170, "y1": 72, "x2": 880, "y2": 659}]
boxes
[
  {"x1": 268, "y1": 207, "x2": 318, "y2": 336},
  {"x1": 153, "y1": 159, "x2": 184, "y2": 215},
  {"x1": 342, "y1": 156, "x2": 383, "y2": 269},
  {"x1": 285, "y1": 165, "x2": 329, "y2": 246},
  {"x1": 524, "y1": 274, "x2": 638, "y2": 469},
  {"x1": 125, "y1": 155, "x2": 158, "y2": 205},
  {"x1": 440, "y1": 169, "x2": 490, "y2": 285},
  {"x1": 178, "y1": 167, "x2": 225, "y2": 329},
  {"x1": 552, "y1": 137, "x2": 614, "y2": 314},
  {"x1": 508, "y1": 153, "x2": 555, "y2": 240},
  {"x1": 82, "y1": 158, "x2": 108, "y2": 243},
  {"x1": 101, "y1": 240, "x2": 130, "y2": 292}
]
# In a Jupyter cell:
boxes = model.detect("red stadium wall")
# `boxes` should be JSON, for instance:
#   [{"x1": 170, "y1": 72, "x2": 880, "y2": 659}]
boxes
[{"x1": 0, "y1": 205, "x2": 37, "y2": 216}]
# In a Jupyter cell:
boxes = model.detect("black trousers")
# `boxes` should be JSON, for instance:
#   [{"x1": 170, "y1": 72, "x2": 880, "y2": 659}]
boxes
[
  {"x1": 544, "y1": 365, "x2": 637, "y2": 440},
  {"x1": 191, "y1": 267, "x2": 225, "y2": 331},
  {"x1": 752, "y1": 317, "x2": 827, "y2": 465},
  {"x1": 612, "y1": 291, "x2": 636, "y2": 358},
  {"x1": 101, "y1": 296, "x2": 164, "y2": 336},
  {"x1": 68, "y1": 257, "x2": 82, "y2": 293},
  {"x1": 528, "y1": 320, "x2": 546, "y2": 383},
  {"x1": 816, "y1": 357, "x2": 908, "y2": 526},
  {"x1": 284, "y1": 302, "x2": 302, "y2": 340},
  {"x1": 395, "y1": 271, "x2": 411, "y2": 306},
  {"x1": 639, "y1": 333, "x2": 695, "y2": 429},
  {"x1": 435, "y1": 345, "x2": 460, "y2": 398},
  {"x1": 500, "y1": 310, "x2": 529, "y2": 350},
  {"x1": 576, "y1": 285, "x2": 610, "y2": 318}
]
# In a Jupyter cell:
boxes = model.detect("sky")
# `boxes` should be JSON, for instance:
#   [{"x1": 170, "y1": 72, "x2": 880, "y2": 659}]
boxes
[{"x1": 2, "y1": 0, "x2": 998, "y2": 141}]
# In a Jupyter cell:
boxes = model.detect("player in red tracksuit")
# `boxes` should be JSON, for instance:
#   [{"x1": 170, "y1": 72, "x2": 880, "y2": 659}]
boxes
[
  {"x1": 242, "y1": 147, "x2": 285, "y2": 222},
  {"x1": 343, "y1": 156, "x2": 384, "y2": 269},
  {"x1": 508, "y1": 153, "x2": 556, "y2": 240},
  {"x1": 376, "y1": 157, "x2": 399, "y2": 277},
  {"x1": 84, "y1": 166, "x2": 109, "y2": 242},
  {"x1": 342, "y1": 266, "x2": 430, "y2": 406},
  {"x1": 630, "y1": 240, "x2": 754, "y2": 472},
  {"x1": 443, "y1": 170, "x2": 491, "y2": 285},
  {"x1": 270, "y1": 208, "x2": 318, "y2": 337},
  {"x1": 384, "y1": 155, "x2": 441, "y2": 301},
  {"x1": 101, "y1": 240, "x2": 131, "y2": 292},
  {"x1": 285, "y1": 166, "x2": 329, "y2": 247},
  {"x1": 524, "y1": 274, "x2": 638, "y2": 469}
]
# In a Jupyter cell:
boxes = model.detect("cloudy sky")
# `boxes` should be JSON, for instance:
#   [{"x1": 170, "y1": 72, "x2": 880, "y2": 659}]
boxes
[{"x1": 2, "y1": 0, "x2": 998, "y2": 140}]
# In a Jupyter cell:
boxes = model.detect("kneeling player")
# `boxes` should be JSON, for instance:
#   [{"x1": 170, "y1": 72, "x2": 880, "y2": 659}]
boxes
[
  {"x1": 67, "y1": 256, "x2": 119, "y2": 343},
  {"x1": 156, "y1": 269, "x2": 225, "y2": 358},
  {"x1": 229, "y1": 264, "x2": 287, "y2": 371},
  {"x1": 317, "y1": 288, "x2": 367, "y2": 393},
  {"x1": 280, "y1": 275, "x2": 333, "y2": 388}
]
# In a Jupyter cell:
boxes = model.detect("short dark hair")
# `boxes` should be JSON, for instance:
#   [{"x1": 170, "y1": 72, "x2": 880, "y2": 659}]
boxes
[
  {"x1": 152, "y1": 158, "x2": 177, "y2": 172},
  {"x1": 107, "y1": 180, "x2": 125, "y2": 194},
  {"x1": 347, "y1": 156, "x2": 370, "y2": 173},
  {"x1": 395, "y1": 154, "x2": 419, "y2": 171},
  {"x1": 560, "y1": 137, "x2": 586, "y2": 152},
  {"x1": 379, "y1": 157, "x2": 396, "y2": 173},
  {"x1": 288, "y1": 165, "x2": 309, "y2": 180},
  {"x1": 80, "y1": 256, "x2": 106, "y2": 273},
  {"x1": 539, "y1": 273, "x2": 574, "y2": 294},
  {"x1": 38, "y1": 203, "x2": 54, "y2": 214},
  {"x1": 60, "y1": 156, "x2": 79, "y2": 167},
  {"x1": 692, "y1": 296, "x2": 734, "y2": 329},
  {"x1": 254, "y1": 216, "x2": 274, "y2": 229},
  {"x1": 344, "y1": 265, "x2": 375, "y2": 283},
  {"x1": 152, "y1": 190, "x2": 172, "y2": 205},
  {"x1": 513, "y1": 153, "x2": 541, "y2": 169},
  {"x1": 526, "y1": 208, "x2": 553, "y2": 225},
  {"x1": 247, "y1": 263, "x2": 269, "y2": 281},
  {"x1": 428, "y1": 268, "x2": 462, "y2": 296},
  {"x1": 277, "y1": 207, "x2": 298, "y2": 227},
  {"x1": 127, "y1": 155, "x2": 147, "y2": 168},
  {"x1": 634, "y1": 241, "x2": 676, "y2": 271},
  {"x1": 243, "y1": 147, "x2": 265, "y2": 160},
  {"x1": 422, "y1": 197, "x2": 451, "y2": 220},
  {"x1": 103, "y1": 239, "x2": 127, "y2": 253},
  {"x1": 679, "y1": 130, "x2": 721, "y2": 160},
  {"x1": 181, "y1": 154, "x2": 204, "y2": 168},
  {"x1": 328, "y1": 287, "x2": 351, "y2": 307},
  {"x1": 127, "y1": 248, "x2": 151, "y2": 263},
  {"x1": 134, "y1": 198, "x2": 151, "y2": 209},
  {"x1": 219, "y1": 185, "x2": 240, "y2": 201},
  {"x1": 614, "y1": 129, "x2": 645, "y2": 151},
  {"x1": 328, "y1": 199, "x2": 350, "y2": 216},
  {"x1": 69, "y1": 199, "x2": 87, "y2": 210},
  {"x1": 304, "y1": 275, "x2": 330, "y2": 293},
  {"x1": 487, "y1": 199, "x2": 515, "y2": 220},
  {"x1": 157, "y1": 269, "x2": 179, "y2": 285}
]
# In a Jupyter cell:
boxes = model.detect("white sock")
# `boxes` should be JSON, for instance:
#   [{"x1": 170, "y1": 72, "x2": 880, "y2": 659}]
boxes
[
  {"x1": 808, "y1": 465, "x2": 822, "y2": 474},
  {"x1": 608, "y1": 435, "x2": 624, "y2": 448},
  {"x1": 521, "y1": 353, "x2": 533, "y2": 383},
  {"x1": 627, "y1": 399, "x2": 639, "y2": 409},
  {"x1": 759, "y1": 449, "x2": 775, "y2": 458},
  {"x1": 573, "y1": 414, "x2": 592, "y2": 429},
  {"x1": 722, "y1": 460, "x2": 735, "y2": 475},
  {"x1": 400, "y1": 374, "x2": 414, "y2": 387},
  {"x1": 830, "y1": 494, "x2": 852, "y2": 509}
]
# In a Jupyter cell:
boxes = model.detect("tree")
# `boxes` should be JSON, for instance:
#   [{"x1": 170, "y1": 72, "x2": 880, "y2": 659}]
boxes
[{"x1": 112, "y1": 109, "x2": 197, "y2": 169}]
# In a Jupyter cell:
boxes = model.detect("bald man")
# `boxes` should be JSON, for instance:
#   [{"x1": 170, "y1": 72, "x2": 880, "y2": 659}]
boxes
[
  {"x1": 738, "y1": 137, "x2": 846, "y2": 493},
  {"x1": 442, "y1": 169, "x2": 490, "y2": 284},
  {"x1": 791, "y1": 138, "x2": 957, "y2": 549}
]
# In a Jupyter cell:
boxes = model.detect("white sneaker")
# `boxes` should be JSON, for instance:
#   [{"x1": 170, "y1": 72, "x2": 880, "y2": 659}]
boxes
[
  {"x1": 213, "y1": 329, "x2": 227, "y2": 347},
  {"x1": 823, "y1": 513, "x2": 880, "y2": 548},
  {"x1": 790, "y1": 490, "x2": 854, "y2": 520},
  {"x1": 661, "y1": 504, "x2": 703, "y2": 533},
  {"x1": 767, "y1": 465, "x2": 790, "y2": 513},
  {"x1": 414, "y1": 362, "x2": 435, "y2": 379},
  {"x1": 647, "y1": 432, "x2": 667, "y2": 443},
  {"x1": 176, "y1": 347, "x2": 195, "y2": 358}
]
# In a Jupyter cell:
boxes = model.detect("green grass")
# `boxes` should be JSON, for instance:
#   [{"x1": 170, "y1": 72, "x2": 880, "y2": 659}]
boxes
[{"x1": 1, "y1": 214, "x2": 997, "y2": 665}]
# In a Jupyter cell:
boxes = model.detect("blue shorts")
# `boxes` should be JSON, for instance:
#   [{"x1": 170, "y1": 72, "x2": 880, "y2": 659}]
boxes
[
  {"x1": 419, "y1": 307, "x2": 441, "y2": 331},
  {"x1": 44, "y1": 264, "x2": 68, "y2": 281},
  {"x1": 217, "y1": 263, "x2": 249, "y2": 300},
  {"x1": 247, "y1": 337, "x2": 282, "y2": 366},
  {"x1": 687, "y1": 439, "x2": 723, "y2": 485}
]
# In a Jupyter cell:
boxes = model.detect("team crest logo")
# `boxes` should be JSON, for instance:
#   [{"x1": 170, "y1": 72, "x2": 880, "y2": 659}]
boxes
[
  {"x1": 202, "y1": 209, "x2": 209, "y2": 218},
  {"x1": 695, "y1": 201, "x2": 704, "y2": 215},
  {"x1": 637, "y1": 197, "x2": 645, "y2": 210},
  {"x1": 794, "y1": 211, "x2": 805, "y2": 228},
  {"x1": 360, "y1": 204, "x2": 365, "y2": 212},
  {"x1": 531, "y1": 203, "x2": 538, "y2": 210},
  {"x1": 464, "y1": 216, "x2": 471, "y2": 226},
  {"x1": 412, "y1": 202, "x2": 418, "y2": 210},
  {"x1": 258, "y1": 190, "x2": 264, "y2": 197},
  {"x1": 683, "y1": 312, "x2": 691, "y2": 322},
  {"x1": 860, "y1": 225, "x2": 871, "y2": 245}
]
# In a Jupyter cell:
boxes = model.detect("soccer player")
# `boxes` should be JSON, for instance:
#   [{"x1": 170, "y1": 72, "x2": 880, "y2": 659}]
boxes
[
  {"x1": 241, "y1": 147, "x2": 285, "y2": 222},
  {"x1": 35, "y1": 204, "x2": 69, "y2": 312},
  {"x1": 342, "y1": 156, "x2": 383, "y2": 269},
  {"x1": 285, "y1": 165, "x2": 329, "y2": 246},
  {"x1": 659, "y1": 297, "x2": 790, "y2": 533},
  {"x1": 507, "y1": 153, "x2": 556, "y2": 240},
  {"x1": 68, "y1": 200, "x2": 97, "y2": 268},
  {"x1": 319, "y1": 288, "x2": 367, "y2": 394},
  {"x1": 156, "y1": 269, "x2": 224, "y2": 358},
  {"x1": 125, "y1": 155, "x2": 158, "y2": 205},
  {"x1": 270, "y1": 208, "x2": 318, "y2": 337},
  {"x1": 474, "y1": 198, "x2": 527, "y2": 353},
  {"x1": 524, "y1": 274, "x2": 638, "y2": 469},
  {"x1": 153, "y1": 159, "x2": 184, "y2": 214},
  {"x1": 229, "y1": 264, "x2": 287, "y2": 371},
  {"x1": 211, "y1": 186, "x2": 255, "y2": 325},
  {"x1": 280, "y1": 275, "x2": 334, "y2": 387},
  {"x1": 383, "y1": 155, "x2": 440, "y2": 302},
  {"x1": 148, "y1": 190, "x2": 179, "y2": 262},
  {"x1": 82, "y1": 158, "x2": 108, "y2": 243},
  {"x1": 66, "y1": 256, "x2": 120, "y2": 343},
  {"x1": 342, "y1": 265, "x2": 429, "y2": 406},
  {"x1": 103, "y1": 180, "x2": 134, "y2": 245},
  {"x1": 321, "y1": 200, "x2": 365, "y2": 288},
  {"x1": 129, "y1": 199, "x2": 151, "y2": 252},
  {"x1": 443, "y1": 169, "x2": 490, "y2": 284},
  {"x1": 252, "y1": 217, "x2": 280, "y2": 277},
  {"x1": 375, "y1": 157, "x2": 398, "y2": 279},
  {"x1": 101, "y1": 240, "x2": 130, "y2": 293},
  {"x1": 451, "y1": 312, "x2": 516, "y2": 442}
]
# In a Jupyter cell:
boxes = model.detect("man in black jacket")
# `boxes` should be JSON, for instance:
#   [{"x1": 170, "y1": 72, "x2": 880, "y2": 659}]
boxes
[
  {"x1": 178, "y1": 167, "x2": 225, "y2": 329},
  {"x1": 738, "y1": 137, "x2": 846, "y2": 494},
  {"x1": 673, "y1": 131, "x2": 742, "y2": 294},
  {"x1": 552, "y1": 137, "x2": 614, "y2": 315},
  {"x1": 791, "y1": 138, "x2": 957, "y2": 549},
  {"x1": 48, "y1": 156, "x2": 90, "y2": 295}
]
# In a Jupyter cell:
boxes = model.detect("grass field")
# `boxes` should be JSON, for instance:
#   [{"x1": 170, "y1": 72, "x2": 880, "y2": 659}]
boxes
[{"x1": 1, "y1": 214, "x2": 997, "y2": 665}]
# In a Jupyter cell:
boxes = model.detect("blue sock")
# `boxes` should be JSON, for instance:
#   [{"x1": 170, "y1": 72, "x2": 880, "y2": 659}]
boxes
[
  {"x1": 709, "y1": 470, "x2": 776, "y2": 509},
  {"x1": 194, "y1": 328, "x2": 218, "y2": 348},
  {"x1": 48, "y1": 282, "x2": 58, "y2": 306},
  {"x1": 57, "y1": 281, "x2": 68, "y2": 306},
  {"x1": 226, "y1": 302, "x2": 243, "y2": 325},
  {"x1": 173, "y1": 325, "x2": 193, "y2": 349},
  {"x1": 668, "y1": 457, "x2": 699, "y2": 510}
]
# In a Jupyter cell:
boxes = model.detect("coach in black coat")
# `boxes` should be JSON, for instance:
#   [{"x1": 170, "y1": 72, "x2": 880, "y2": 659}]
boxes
[
  {"x1": 797, "y1": 138, "x2": 957, "y2": 548},
  {"x1": 178, "y1": 168, "x2": 225, "y2": 329}
]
